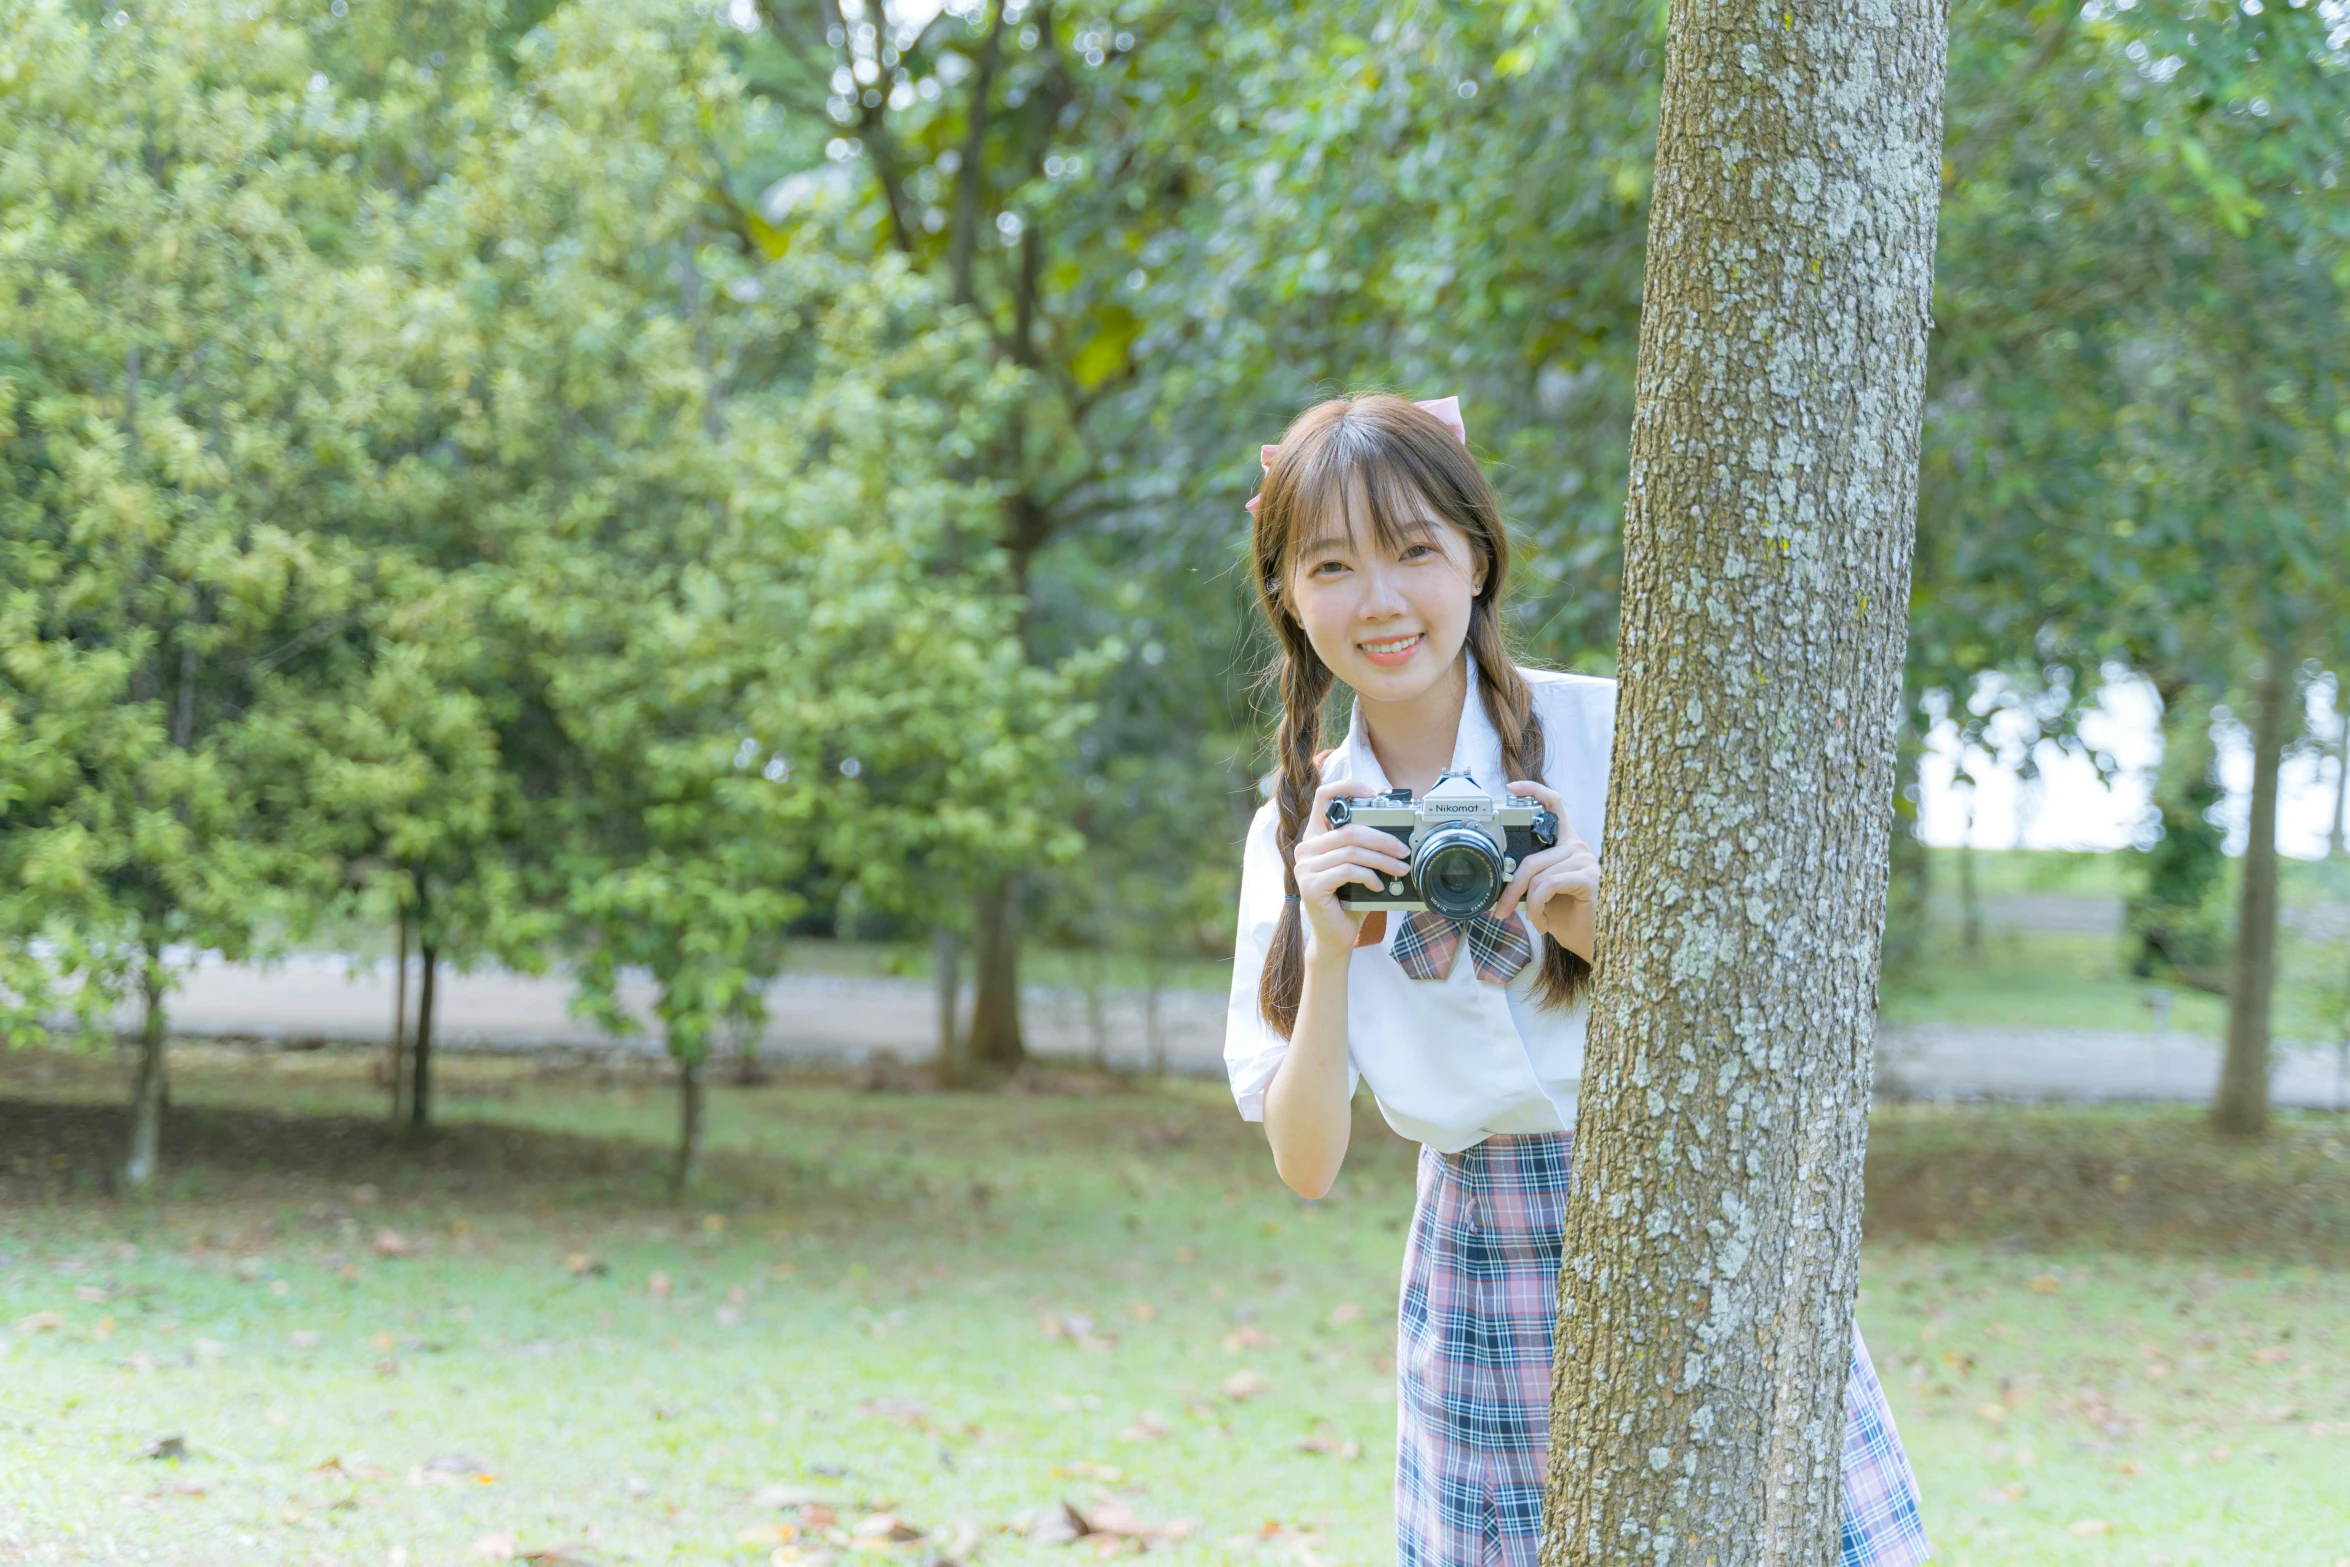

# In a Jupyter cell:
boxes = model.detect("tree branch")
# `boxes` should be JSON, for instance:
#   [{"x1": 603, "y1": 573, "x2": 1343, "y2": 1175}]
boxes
[{"x1": 947, "y1": 3, "x2": 1008, "y2": 307}]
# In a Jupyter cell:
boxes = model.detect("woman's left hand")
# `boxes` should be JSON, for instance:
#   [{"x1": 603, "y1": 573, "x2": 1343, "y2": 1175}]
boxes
[{"x1": 1495, "y1": 779, "x2": 1599, "y2": 962}]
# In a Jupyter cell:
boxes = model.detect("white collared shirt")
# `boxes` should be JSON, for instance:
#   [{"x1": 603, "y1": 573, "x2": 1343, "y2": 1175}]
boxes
[{"x1": 1222, "y1": 656, "x2": 1617, "y2": 1153}]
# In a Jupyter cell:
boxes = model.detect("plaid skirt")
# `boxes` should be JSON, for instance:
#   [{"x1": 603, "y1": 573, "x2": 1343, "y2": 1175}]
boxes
[{"x1": 1397, "y1": 1133, "x2": 1931, "y2": 1567}]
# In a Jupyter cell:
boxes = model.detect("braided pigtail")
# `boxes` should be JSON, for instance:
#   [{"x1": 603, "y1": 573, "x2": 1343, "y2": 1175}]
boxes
[
  {"x1": 1466, "y1": 600, "x2": 1592, "y2": 1009},
  {"x1": 1248, "y1": 389, "x2": 1587, "y2": 1035},
  {"x1": 1257, "y1": 637, "x2": 1335, "y2": 1038}
]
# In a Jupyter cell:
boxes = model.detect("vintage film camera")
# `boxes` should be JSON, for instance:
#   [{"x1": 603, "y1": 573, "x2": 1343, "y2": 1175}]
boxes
[{"x1": 1326, "y1": 770, "x2": 1558, "y2": 920}]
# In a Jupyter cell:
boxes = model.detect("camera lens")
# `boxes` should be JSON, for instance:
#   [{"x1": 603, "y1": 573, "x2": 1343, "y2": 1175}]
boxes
[{"x1": 1413, "y1": 825, "x2": 1501, "y2": 920}]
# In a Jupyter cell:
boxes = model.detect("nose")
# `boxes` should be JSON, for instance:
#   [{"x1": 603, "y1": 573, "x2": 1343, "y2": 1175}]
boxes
[{"x1": 1355, "y1": 559, "x2": 1409, "y2": 620}]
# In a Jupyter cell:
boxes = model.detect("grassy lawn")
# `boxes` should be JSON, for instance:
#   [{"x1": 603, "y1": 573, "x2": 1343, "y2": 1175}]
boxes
[
  {"x1": 4, "y1": 1048, "x2": 2348, "y2": 1567},
  {"x1": 1879, "y1": 850, "x2": 2350, "y2": 1042}
]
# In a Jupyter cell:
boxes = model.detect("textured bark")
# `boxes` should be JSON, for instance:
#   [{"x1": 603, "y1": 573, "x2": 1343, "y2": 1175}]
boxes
[
  {"x1": 968, "y1": 876, "x2": 1026, "y2": 1070},
  {"x1": 406, "y1": 939, "x2": 438, "y2": 1139},
  {"x1": 2213, "y1": 649, "x2": 2291, "y2": 1138},
  {"x1": 934, "y1": 926, "x2": 974, "y2": 1087},
  {"x1": 673, "y1": 1054, "x2": 705, "y2": 1195},
  {"x1": 123, "y1": 950, "x2": 168, "y2": 1192},
  {"x1": 390, "y1": 907, "x2": 411, "y2": 1125},
  {"x1": 1539, "y1": 0, "x2": 1947, "y2": 1559}
]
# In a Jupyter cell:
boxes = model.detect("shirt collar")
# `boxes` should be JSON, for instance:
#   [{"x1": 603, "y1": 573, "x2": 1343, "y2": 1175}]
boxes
[{"x1": 1339, "y1": 645, "x2": 1506, "y2": 798}]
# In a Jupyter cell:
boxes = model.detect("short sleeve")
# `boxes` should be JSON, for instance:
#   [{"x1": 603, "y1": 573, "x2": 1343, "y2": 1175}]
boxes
[{"x1": 1223, "y1": 799, "x2": 1362, "y2": 1121}]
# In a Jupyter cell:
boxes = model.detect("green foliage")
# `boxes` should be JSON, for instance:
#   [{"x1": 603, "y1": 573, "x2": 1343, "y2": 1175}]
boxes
[
  {"x1": 6, "y1": 0, "x2": 2347, "y2": 1159},
  {"x1": 0, "y1": 0, "x2": 389, "y2": 1036},
  {"x1": 0, "y1": 0, "x2": 1103, "y2": 1180}
]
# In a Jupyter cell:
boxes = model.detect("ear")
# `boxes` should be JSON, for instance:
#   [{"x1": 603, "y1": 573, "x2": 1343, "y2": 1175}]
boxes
[{"x1": 1469, "y1": 545, "x2": 1490, "y2": 599}]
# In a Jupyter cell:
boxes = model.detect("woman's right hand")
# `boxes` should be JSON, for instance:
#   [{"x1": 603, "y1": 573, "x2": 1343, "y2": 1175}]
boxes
[{"x1": 1292, "y1": 778, "x2": 1411, "y2": 965}]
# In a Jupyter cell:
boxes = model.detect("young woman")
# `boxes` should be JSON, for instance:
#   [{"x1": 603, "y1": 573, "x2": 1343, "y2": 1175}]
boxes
[{"x1": 1223, "y1": 393, "x2": 1930, "y2": 1567}]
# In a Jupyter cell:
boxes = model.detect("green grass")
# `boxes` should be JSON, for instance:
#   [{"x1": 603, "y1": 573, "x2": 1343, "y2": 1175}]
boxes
[
  {"x1": 5, "y1": 1050, "x2": 2348, "y2": 1567},
  {"x1": 1883, "y1": 851, "x2": 2350, "y2": 1042}
]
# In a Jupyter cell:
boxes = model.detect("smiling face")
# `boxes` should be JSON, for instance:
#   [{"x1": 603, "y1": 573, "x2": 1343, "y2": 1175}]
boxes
[{"x1": 1284, "y1": 475, "x2": 1488, "y2": 705}]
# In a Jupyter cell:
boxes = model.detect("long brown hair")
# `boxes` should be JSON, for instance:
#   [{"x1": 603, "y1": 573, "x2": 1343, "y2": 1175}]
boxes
[{"x1": 1250, "y1": 393, "x2": 1590, "y2": 1037}]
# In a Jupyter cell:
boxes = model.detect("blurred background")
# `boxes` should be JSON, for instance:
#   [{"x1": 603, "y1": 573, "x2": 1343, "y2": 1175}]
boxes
[{"x1": 1, "y1": 0, "x2": 2346, "y2": 1564}]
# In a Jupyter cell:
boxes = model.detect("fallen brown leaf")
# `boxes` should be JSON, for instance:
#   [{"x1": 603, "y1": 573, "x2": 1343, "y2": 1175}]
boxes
[
  {"x1": 564, "y1": 1254, "x2": 608, "y2": 1278},
  {"x1": 2069, "y1": 1520, "x2": 2112, "y2": 1537},
  {"x1": 1085, "y1": 1500, "x2": 1193, "y2": 1541},
  {"x1": 1297, "y1": 1426, "x2": 1361, "y2": 1460},
  {"x1": 1221, "y1": 1326, "x2": 1279, "y2": 1353},
  {"x1": 472, "y1": 1529, "x2": 521, "y2": 1559},
  {"x1": 74, "y1": 1284, "x2": 109, "y2": 1304},
  {"x1": 648, "y1": 1272, "x2": 674, "y2": 1300},
  {"x1": 373, "y1": 1229, "x2": 411, "y2": 1259},
  {"x1": 1119, "y1": 1410, "x2": 1172, "y2": 1441},
  {"x1": 852, "y1": 1513, "x2": 923, "y2": 1542},
  {"x1": 1221, "y1": 1370, "x2": 1269, "y2": 1401},
  {"x1": 1024, "y1": 1502, "x2": 1090, "y2": 1546},
  {"x1": 14, "y1": 1311, "x2": 64, "y2": 1334},
  {"x1": 1324, "y1": 1302, "x2": 1363, "y2": 1328},
  {"x1": 739, "y1": 1524, "x2": 801, "y2": 1546}
]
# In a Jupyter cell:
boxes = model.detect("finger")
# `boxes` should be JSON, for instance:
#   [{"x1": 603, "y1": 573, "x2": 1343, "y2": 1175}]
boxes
[
  {"x1": 1495, "y1": 843, "x2": 1573, "y2": 919},
  {"x1": 1298, "y1": 849, "x2": 1406, "y2": 893},
  {"x1": 1323, "y1": 826, "x2": 1413, "y2": 871},
  {"x1": 1298, "y1": 834, "x2": 1409, "y2": 875},
  {"x1": 1298, "y1": 861, "x2": 1389, "y2": 900},
  {"x1": 1506, "y1": 779, "x2": 1584, "y2": 845},
  {"x1": 1525, "y1": 864, "x2": 1598, "y2": 919}
]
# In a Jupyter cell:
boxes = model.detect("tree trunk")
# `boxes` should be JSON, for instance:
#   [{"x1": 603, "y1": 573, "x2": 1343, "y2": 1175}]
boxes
[
  {"x1": 933, "y1": 926, "x2": 970, "y2": 1086},
  {"x1": 1540, "y1": 0, "x2": 1947, "y2": 1559},
  {"x1": 123, "y1": 945, "x2": 169, "y2": 1192},
  {"x1": 2213, "y1": 648, "x2": 2293, "y2": 1138},
  {"x1": 730, "y1": 1014, "x2": 766, "y2": 1087},
  {"x1": 673, "y1": 1052, "x2": 705, "y2": 1196},
  {"x1": 968, "y1": 875, "x2": 1026, "y2": 1070},
  {"x1": 1881, "y1": 712, "x2": 1930, "y2": 976},
  {"x1": 407, "y1": 938, "x2": 438, "y2": 1139},
  {"x1": 390, "y1": 906, "x2": 410, "y2": 1125},
  {"x1": 1958, "y1": 807, "x2": 1982, "y2": 955},
  {"x1": 945, "y1": 2, "x2": 1008, "y2": 307}
]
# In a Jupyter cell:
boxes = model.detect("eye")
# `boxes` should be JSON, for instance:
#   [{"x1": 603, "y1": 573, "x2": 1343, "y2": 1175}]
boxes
[
  {"x1": 1306, "y1": 556, "x2": 1351, "y2": 577},
  {"x1": 1399, "y1": 540, "x2": 1439, "y2": 562}
]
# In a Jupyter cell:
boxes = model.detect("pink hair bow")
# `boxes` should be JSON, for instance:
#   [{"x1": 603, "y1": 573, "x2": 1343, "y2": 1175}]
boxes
[{"x1": 1244, "y1": 395, "x2": 1467, "y2": 517}]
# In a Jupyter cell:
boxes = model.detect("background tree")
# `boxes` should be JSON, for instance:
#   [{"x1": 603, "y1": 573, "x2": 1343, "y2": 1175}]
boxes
[
  {"x1": 1920, "y1": 0, "x2": 2350, "y2": 1134},
  {"x1": 0, "y1": 3, "x2": 412, "y2": 1185}
]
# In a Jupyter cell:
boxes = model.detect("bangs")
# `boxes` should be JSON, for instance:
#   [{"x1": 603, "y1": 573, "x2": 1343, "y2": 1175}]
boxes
[{"x1": 1281, "y1": 428, "x2": 1451, "y2": 566}]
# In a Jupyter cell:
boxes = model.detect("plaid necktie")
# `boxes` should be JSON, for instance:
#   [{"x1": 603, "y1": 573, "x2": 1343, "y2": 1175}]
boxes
[{"x1": 1391, "y1": 909, "x2": 1535, "y2": 984}]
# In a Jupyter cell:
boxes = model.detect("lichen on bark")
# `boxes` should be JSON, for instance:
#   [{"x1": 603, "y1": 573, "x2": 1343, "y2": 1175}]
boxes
[{"x1": 1538, "y1": 0, "x2": 1950, "y2": 1561}]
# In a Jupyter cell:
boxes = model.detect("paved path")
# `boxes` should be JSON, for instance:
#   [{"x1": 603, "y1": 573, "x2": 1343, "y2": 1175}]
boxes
[{"x1": 58, "y1": 951, "x2": 2350, "y2": 1111}]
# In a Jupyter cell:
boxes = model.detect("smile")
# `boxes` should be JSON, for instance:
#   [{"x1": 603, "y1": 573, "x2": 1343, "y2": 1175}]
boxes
[{"x1": 1359, "y1": 633, "x2": 1423, "y2": 664}]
